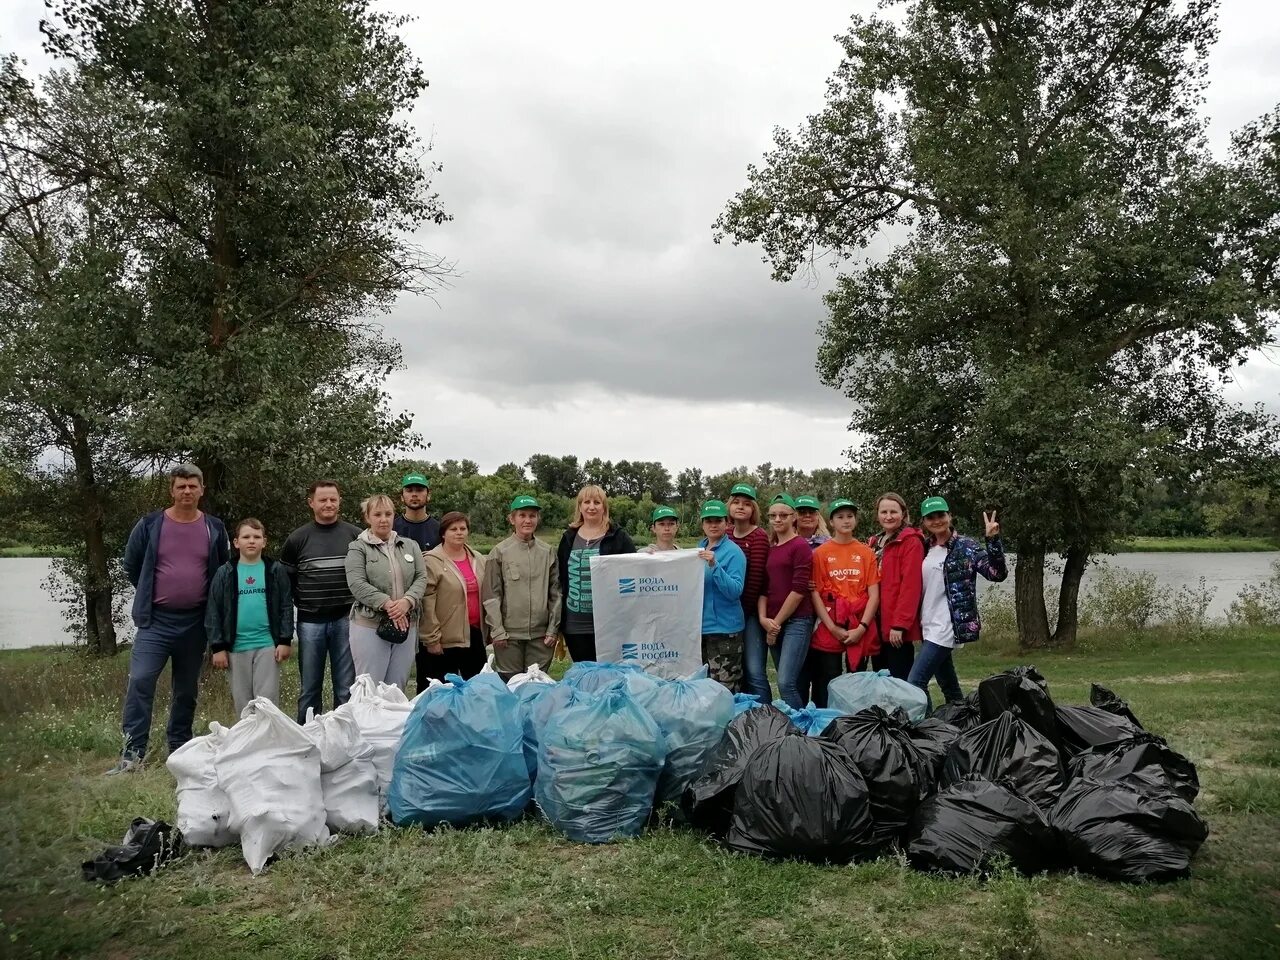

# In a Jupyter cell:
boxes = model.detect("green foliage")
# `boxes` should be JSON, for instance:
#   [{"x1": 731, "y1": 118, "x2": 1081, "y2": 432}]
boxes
[
  {"x1": 715, "y1": 0, "x2": 1280, "y2": 647},
  {"x1": 1227, "y1": 560, "x2": 1280, "y2": 627}
]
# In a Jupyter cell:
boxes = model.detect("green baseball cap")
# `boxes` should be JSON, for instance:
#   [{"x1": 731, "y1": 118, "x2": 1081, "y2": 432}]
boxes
[
  {"x1": 769, "y1": 492, "x2": 797, "y2": 510},
  {"x1": 795, "y1": 495, "x2": 821, "y2": 511},
  {"x1": 728, "y1": 482, "x2": 758, "y2": 500},
  {"x1": 827, "y1": 498, "x2": 858, "y2": 517},
  {"x1": 651, "y1": 505, "x2": 679, "y2": 523},
  {"x1": 920, "y1": 495, "x2": 950, "y2": 516},
  {"x1": 401, "y1": 471, "x2": 430, "y2": 489},
  {"x1": 700, "y1": 499, "x2": 729, "y2": 520},
  {"x1": 509, "y1": 494, "x2": 541, "y2": 511}
]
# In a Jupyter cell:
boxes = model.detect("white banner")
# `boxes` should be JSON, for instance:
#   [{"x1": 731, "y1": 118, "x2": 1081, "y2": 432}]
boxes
[{"x1": 590, "y1": 550, "x2": 705, "y2": 679}]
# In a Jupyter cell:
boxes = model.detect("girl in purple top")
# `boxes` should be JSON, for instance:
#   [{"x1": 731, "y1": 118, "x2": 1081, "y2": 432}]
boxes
[{"x1": 757, "y1": 493, "x2": 814, "y2": 709}]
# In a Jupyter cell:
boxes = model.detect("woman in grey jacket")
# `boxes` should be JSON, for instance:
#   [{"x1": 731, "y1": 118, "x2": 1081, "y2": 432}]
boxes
[
  {"x1": 345, "y1": 493, "x2": 427, "y2": 691},
  {"x1": 483, "y1": 495, "x2": 561, "y2": 682}
]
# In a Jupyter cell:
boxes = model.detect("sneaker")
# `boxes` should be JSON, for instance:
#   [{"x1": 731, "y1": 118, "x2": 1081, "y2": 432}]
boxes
[{"x1": 105, "y1": 757, "x2": 142, "y2": 776}]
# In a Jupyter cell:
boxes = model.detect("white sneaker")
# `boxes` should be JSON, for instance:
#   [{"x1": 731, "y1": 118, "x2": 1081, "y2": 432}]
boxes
[{"x1": 105, "y1": 757, "x2": 142, "y2": 776}]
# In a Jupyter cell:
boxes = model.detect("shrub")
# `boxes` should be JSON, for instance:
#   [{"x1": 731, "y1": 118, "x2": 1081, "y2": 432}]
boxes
[
  {"x1": 1080, "y1": 563, "x2": 1167, "y2": 632},
  {"x1": 1226, "y1": 561, "x2": 1280, "y2": 627}
]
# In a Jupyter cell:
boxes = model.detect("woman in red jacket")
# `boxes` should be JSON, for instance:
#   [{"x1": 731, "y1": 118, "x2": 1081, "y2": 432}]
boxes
[{"x1": 866, "y1": 492, "x2": 924, "y2": 680}]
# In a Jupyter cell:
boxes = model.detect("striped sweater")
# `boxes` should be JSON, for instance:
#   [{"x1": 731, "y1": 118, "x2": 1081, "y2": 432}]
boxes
[{"x1": 279, "y1": 520, "x2": 361, "y2": 622}]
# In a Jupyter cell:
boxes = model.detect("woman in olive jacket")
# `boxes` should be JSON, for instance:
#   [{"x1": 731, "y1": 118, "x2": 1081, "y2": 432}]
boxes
[
  {"x1": 555, "y1": 485, "x2": 636, "y2": 663},
  {"x1": 420, "y1": 511, "x2": 490, "y2": 682},
  {"x1": 345, "y1": 494, "x2": 428, "y2": 691}
]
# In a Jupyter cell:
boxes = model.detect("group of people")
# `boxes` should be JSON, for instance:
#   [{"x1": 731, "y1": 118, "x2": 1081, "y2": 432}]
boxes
[{"x1": 106, "y1": 463, "x2": 1007, "y2": 775}]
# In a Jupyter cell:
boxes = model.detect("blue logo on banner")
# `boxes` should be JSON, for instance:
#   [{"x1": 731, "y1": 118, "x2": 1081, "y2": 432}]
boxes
[
  {"x1": 621, "y1": 643, "x2": 639, "y2": 660},
  {"x1": 618, "y1": 578, "x2": 636, "y2": 595}
]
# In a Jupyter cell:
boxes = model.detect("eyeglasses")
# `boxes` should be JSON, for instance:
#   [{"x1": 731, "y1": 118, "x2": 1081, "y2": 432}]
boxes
[{"x1": 767, "y1": 512, "x2": 792, "y2": 520}]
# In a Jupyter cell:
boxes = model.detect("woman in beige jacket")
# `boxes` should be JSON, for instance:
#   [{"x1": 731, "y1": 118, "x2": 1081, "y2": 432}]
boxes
[
  {"x1": 345, "y1": 494, "x2": 427, "y2": 691},
  {"x1": 420, "y1": 511, "x2": 489, "y2": 682}
]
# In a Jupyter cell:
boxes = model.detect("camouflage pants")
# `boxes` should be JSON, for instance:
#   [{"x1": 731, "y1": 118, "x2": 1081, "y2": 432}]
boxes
[{"x1": 701, "y1": 632, "x2": 744, "y2": 694}]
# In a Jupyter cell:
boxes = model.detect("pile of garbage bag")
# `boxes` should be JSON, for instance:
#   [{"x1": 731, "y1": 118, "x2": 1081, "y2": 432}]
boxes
[{"x1": 682, "y1": 665, "x2": 1208, "y2": 881}]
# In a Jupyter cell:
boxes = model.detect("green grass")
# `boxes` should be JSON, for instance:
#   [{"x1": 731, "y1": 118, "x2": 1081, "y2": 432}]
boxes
[
  {"x1": 0, "y1": 544, "x2": 72, "y2": 558},
  {"x1": 1113, "y1": 536, "x2": 1280, "y2": 553},
  {"x1": 1, "y1": 630, "x2": 1278, "y2": 960}
]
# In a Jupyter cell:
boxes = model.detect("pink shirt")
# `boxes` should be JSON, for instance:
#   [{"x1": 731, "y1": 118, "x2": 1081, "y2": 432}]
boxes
[
  {"x1": 454, "y1": 557, "x2": 481, "y2": 628},
  {"x1": 153, "y1": 513, "x2": 210, "y2": 609}
]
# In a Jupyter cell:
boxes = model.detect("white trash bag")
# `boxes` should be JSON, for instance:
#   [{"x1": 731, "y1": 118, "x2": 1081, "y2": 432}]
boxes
[
  {"x1": 167, "y1": 722, "x2": 234, "y2": 848},
  {"x1": 303, "y1": 709, "x2": 380, "y2": 835},
  {"x1": 507, "y1": 662, "x2": 557, "y2": 691},
  {"x1": 215, "y1": 697, "x2": 329, "y2": 874},
  {"x1": 335, "y1": 674, "x2": 417, "y2": 808}
]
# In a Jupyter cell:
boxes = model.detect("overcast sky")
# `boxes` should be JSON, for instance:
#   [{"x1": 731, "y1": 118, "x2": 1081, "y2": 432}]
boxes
[{"x1": 4, "y1": 1, "x2": 1278, "y2": 475}]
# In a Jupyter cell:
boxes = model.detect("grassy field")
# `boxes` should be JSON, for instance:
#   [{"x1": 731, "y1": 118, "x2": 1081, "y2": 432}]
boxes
[
  {"x1": 1113, "y1": 536, "x2": 1280, "y2": 553},
  {"x1": 1, "y1": 628, "x2": 1278, "y2": 960}
]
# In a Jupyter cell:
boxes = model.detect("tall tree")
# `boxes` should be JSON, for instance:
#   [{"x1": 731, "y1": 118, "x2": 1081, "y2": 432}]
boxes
[
  {"x1": 716, "y1": 0, "x2": 1279, "y2": 647},
  {"x1": 525, "y1": 454, "x2": 584, "y2": 498},
  {"x1": 0, "y1": 64, "x2": 152, "y2": 654},
  {"x1": 29, "y1": 0, "x2": 450, "y2": 520}
]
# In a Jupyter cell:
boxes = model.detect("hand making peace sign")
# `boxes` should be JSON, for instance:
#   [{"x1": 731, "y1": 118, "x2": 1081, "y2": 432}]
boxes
[{"x1": 984, "y1": 510, "x2": 1000, "y2": 538}]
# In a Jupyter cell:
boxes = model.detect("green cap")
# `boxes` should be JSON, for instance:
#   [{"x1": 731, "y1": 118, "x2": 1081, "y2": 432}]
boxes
[
  {"x1": 699, "y1": 499, "x2": 729, "y2": 520},
  {"x1": 401, "y1": 471, "x2": 430, "y2": 489},
  {"x1": 769, "y1": 492, "x2": 797, "y2": 510},
  {"x1": 795, "y1": 495, "x2": 821, "y2": 511},
  {"x1": 827, "y1": 498, "x2": 858, "y2": 517},
  {"x1": 728, "y1": 482, "x2": 758, "y2": 501},
  {"x1": 920, "y1": 495, "x2": 950, "y2": 516},
  {"x1": 650, "y1": 505, "x2": 679, "y2": 523},
  {"x1": 509, "y1": 494, "x2": 541, "y2": 511}
]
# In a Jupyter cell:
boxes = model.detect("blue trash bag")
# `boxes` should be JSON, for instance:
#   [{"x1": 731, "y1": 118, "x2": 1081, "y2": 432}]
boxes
[
  {"x1": 772, "y1": 700, "x2": 845, "y2": 736},
  {"x1": 513, "y1": 681, "x2": 556, "y2": 780},
  {"x1": 635, "y1": 677, "x2": 734, "y2": 804},
  {"x1": 387, "y1": 672, "x2": 530, "y2": 827},
  {"x1": 828, "y1": 669, "x2": 928, "y2": 722},
  {"x1": 535, "y1": 686, "x2": 669, "y2": 843},
  {"x1": 562, "y1": 661, "x2": 661, "y2": 697},
  {"x1": 733, "y1": 693, "x2": 765, "y2": 716}
]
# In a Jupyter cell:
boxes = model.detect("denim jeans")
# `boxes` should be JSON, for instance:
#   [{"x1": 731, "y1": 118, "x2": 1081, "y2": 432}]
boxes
[
  {"x1": 907, "y1": 640, "x2": 964, "y2": 711},
  {"x1": 296, "y1": 618, "x2": 355, "y2": 723},
  {"x1": 771, "y1": 616, "x2": 814, "y2": 710},
  {"x1": 741, "y1": 615, "x2": 773, "y2": 703},
  {"x1": 121, "y1": 606, "x2": 206, "y2": 759}
]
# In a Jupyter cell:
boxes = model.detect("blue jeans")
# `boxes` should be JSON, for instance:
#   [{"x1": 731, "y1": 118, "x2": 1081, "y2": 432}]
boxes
[
  {"x1": 741, "y1": 615, "x2": 773, "y2": 703},
  {"x1": 296, "y1": 618, "x2": 355, "y2": 723},
  {"x1": 772, "y1": 616, "x2": 814, "y2": 710},
  {"x1": 121, "y1": 606, "x2": 206, "y2": 759},
  {"x1": 907, "y1": 640, "x2": 964, "y2": 711}
]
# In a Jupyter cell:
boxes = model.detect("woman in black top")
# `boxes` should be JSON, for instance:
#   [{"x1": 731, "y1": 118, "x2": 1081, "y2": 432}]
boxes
[{"x1": 555, "y1": 484, "x2": 636, "y2": 662}]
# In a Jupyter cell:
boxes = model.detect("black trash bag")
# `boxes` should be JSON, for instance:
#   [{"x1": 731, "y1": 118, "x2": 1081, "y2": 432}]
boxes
[
  {"x1": 931, "y1": 693, "x2": 983, "y2": 731},
  {"x1": 681, "y1": 704, "x2": 800, "y2": 837},
  {"x1": 1089, "y1": 682, "x2": 1143, "y2": 727},
  {"x1": 1051, "y1": 777, "x2": 1208, "y2": 882},
  {"x1": 81, "y1": 818, "x2": 186, "y2": 884},
  {"x1": 1054, "y1": 705, "x2": 1144, "y2": 758},
  {"x1": 906, "y1": 776, "x2": 1057, "y2": 876},
  {"x1": 821, "y1": 707, "x2": 931, "y2": 851},
  {"x1": 942, "y1": 711, "x2": 1065, "y2": 811},
  {"x1": 1067, "y1": 734, "x2": 1199, "y2": 802},
  {"x1": 907, "y1": 716, "x2": 963, "y2": 791},
  {"x1": 725, "y1": 736, "x2": 876, "y2": 864},
  {"x1": 977, "y1": 666, "x2": 1058, "y2": 743}
]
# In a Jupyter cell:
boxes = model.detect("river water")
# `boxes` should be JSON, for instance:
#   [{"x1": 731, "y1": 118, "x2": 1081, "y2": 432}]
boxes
[{"x1": 1, "y1": 552, "x2": 1277, "y2": 650}]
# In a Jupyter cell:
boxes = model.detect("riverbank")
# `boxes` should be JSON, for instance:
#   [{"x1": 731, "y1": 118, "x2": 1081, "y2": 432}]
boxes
[{"x1": 0, "y1": 627, "x2": 1276, "y2": 960}]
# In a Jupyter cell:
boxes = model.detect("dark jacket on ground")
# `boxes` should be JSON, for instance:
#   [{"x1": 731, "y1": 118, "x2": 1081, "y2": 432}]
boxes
[
  {"x1": 922, "y1": 532, "x2": 1008, "y2": 645},
  {"x1": 204, "y1": 555, "x2": 295, "y2": 654},
  {"x1": 555, "y1": 523, "x2": 636, "y2": 633},
  {"x1": 123, "y1": 510, "x2": 229, "y2": 628}
]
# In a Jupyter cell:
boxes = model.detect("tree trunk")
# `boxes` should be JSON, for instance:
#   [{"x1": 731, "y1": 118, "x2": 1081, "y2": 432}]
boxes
[
  {"x1": 1052, "y1": 542, "x2": 1090, "y2": 646},
  {"x1": 1014, "y1": 541, "x2": 1051, "y2": 649},
  {"x1": 70, "y1": 416, "x2": 117, "y2": 656}
]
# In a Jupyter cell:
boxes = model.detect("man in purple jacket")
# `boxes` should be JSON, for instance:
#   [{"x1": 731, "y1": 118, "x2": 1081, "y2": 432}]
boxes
[{"x1": 108, "y1": 463, "x2": 228, "y2": 774}]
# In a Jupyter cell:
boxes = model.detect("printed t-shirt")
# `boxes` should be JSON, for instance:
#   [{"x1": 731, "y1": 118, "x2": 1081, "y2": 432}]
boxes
[
  {"x1": 234, "y1": 560, "x2": 274, "y2": 651},
  {"x1": 453, "y1": 557, "x2": 481, "y2": 628},
  {"x1": 812, "y1": 538, "x2": 881, "y2": 606},
  {"x1": 920, "y1": 544, "x2": 954, "y2": 648},
  {"x1": 564, "y1": 533, "x2": 600, "y2": 634},
  {"x1": 153, "y1": 514, "x2": 210, "y2": 609}
]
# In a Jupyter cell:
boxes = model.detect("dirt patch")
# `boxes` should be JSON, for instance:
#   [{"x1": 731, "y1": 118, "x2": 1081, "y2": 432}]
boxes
[{"x1": 1111, "y1": 671, "x2": 1245, "y2": 685}]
